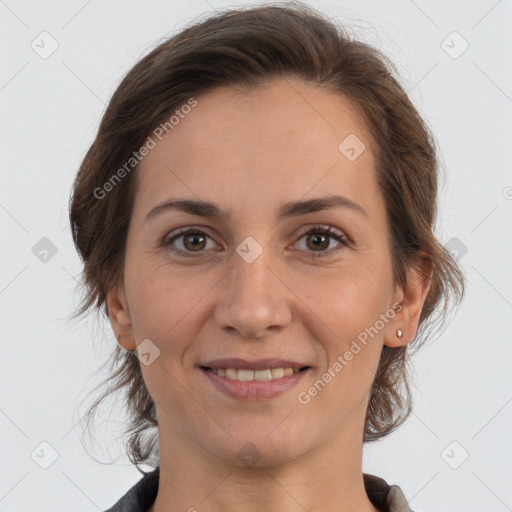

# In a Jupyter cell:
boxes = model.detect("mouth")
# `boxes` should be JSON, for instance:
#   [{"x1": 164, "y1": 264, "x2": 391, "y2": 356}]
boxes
[
  {"x1": 200, "y1": 365, "x2": 311, "y2": 382},
  {"x1": 199, "y1": 365, "x2": 312, "y2": 400}
]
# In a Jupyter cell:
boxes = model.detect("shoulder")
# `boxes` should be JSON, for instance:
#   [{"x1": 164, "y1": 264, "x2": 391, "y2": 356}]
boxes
[
  {"x1": 103, "y1": 467, "x2": 160, "y2": 512},
  {"x1": 363, "y1": 473, "x2": 415, "y2": 512}
]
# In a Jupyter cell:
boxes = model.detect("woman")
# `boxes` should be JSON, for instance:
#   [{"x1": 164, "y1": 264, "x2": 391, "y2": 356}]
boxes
[{"x1": 69, "y1": 2, "x2": 465, "y2": 511}]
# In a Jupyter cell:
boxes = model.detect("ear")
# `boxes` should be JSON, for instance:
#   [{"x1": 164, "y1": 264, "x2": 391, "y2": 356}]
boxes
[
  {"x1": 105, "y1": 282, "x2": 136, "y2": 351},
  {"x1": 384, "y1": 253, "x2": 432, "y2": 348}
]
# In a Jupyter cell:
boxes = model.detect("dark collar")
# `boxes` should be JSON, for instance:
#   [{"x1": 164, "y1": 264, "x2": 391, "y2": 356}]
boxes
[{"x1": 104, "y1": 466, "x2": 413, "y2": 512}]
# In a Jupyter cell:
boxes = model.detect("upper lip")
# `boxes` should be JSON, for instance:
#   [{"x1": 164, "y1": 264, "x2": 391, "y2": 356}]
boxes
[{"x1": 200, "y1": 358, "x2": 310, "y2": 371}]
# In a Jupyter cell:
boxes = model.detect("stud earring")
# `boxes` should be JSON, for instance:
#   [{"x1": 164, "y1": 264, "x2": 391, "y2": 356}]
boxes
[{"x1": 397, "y1": 329, "x2": 403, "y2": 339}]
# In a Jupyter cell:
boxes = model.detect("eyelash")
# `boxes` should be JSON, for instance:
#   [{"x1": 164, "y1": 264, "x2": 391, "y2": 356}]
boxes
[{"x1": 161, "y1": 224, "x2": 349, "y2": 260}]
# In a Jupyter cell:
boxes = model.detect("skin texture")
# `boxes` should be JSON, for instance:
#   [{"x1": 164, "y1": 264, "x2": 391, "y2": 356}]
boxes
[{"x1": 107, "y1": 77, "x2": 431, "y2": 512}]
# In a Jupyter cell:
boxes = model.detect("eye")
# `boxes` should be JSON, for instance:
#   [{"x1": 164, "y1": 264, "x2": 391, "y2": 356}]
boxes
[
  {"x1": 162, "y1": 227, "x2": 219, "y2": 258},
  {"x1": 292, "y1": 224, "x2": 349, "y2": 259}
]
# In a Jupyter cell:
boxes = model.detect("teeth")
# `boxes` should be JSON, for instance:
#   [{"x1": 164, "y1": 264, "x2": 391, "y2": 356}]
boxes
[
  {"x1": 209, "y1": 367, "x2": 302, "y2": 381},
  {"x1": 226, "y1": 368, "x2": 238, "y2": 380},
  {"x1": 272, "y1": 368, "x2": 285, "y2": 379},
  {"x1": 237, "y1": 369, "x2": 255, "y2": 382}
]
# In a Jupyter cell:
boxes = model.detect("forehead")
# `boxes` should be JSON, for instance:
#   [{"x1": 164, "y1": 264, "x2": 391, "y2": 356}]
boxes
[{"x1": 134, "y1": 78, "x2": 382, "y2": 223}]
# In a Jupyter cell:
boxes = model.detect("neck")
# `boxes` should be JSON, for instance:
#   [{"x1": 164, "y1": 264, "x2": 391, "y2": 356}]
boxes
[{"x1": 149, "y1": 417, "x2": 380, "y2": 512}]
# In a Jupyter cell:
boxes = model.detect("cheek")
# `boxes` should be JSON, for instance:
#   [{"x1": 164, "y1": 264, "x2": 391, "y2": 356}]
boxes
[
  {"x1": 126, "y1": 260, "x2": 217, "y2": 399},
  {"x1": 126, "y1": 255, "x2": 204, "y2": 340},
  {"x1": 291, "y1": 264, "x2": 390, "y2": 389},
  {"x1": 129, "y1": 266, "x2": 204, "y2": 413},
  {"x1": 294, "y1": 262, "x2": 391, "y2": 335}
]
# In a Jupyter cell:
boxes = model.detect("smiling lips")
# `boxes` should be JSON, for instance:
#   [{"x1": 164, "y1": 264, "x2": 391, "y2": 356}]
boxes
[
  {"x1": 201, "y1": 357, "x2": 311, "y2": 384},
  {"x1": 207, "y1": 367, "x2": 303, "y2": 382}
]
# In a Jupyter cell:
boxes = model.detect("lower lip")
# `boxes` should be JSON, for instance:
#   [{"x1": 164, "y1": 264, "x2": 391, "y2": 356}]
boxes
[{"x1": 201, "y1": 367, "x2": 311, "y2": 401}]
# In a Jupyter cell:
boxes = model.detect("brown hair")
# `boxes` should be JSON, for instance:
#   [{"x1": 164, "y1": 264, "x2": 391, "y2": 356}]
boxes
[{"x1": 68, "y1": 1, "x2": 465, "y2": 471}]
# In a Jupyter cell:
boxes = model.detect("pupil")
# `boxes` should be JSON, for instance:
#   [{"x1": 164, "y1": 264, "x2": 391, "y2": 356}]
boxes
[
  {"x1": 186, "y1": 234, "x2": 205, "y2": 250},
  {"x1": 310, "y1": 234, "x2": 327, "y2": 250}
]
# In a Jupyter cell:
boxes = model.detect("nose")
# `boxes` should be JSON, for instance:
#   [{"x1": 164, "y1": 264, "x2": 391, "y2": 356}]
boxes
[{"x1": 214, "y1": 246, "x2": 292, "y2": 339}]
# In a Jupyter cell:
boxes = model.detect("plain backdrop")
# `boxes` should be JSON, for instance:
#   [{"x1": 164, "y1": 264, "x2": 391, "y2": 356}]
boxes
[{"x1": 1, "y1": 0, "x2": 511, "y2": 511}]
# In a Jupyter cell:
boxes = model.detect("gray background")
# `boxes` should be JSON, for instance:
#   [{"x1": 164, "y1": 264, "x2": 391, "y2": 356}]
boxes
[{"x1": 1, "y1": 0, "x2": 511, "y2": 510}]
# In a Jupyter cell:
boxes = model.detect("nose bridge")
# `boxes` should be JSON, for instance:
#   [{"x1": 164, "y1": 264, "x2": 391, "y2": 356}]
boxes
[{"x1": 214, "y1": 241, "x2": 290, "y2": 337}]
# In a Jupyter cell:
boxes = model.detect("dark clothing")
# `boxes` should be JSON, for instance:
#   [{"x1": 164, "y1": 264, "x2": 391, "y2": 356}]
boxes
[{"x1": 104, "y1": 466, "x2": 414, "y2": 512}]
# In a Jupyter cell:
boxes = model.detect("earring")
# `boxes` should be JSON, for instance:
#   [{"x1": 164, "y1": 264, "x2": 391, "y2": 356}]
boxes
[{"x1": 397, "y1": 329, "x2": 403, "y2": 339}]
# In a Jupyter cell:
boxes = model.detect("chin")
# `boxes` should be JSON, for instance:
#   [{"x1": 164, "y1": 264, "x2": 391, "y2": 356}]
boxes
[{"x1": 204, "y1": 429, "x2": 309, "y2": 469}]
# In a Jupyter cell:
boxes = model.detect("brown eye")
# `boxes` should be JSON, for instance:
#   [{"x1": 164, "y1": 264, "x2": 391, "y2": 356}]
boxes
[
  {"x1": 294, "y1": 225, "x2": 348, "y2": 259},
  {"x1": 305, "y1": 232, "x2": 330, "y2": 251},
  {"x1": 182, "y1": 232, "x2": 207, "y2": 251},
  {"x1": 162, "y1": 228, "x2": 217, "y2": 258}
]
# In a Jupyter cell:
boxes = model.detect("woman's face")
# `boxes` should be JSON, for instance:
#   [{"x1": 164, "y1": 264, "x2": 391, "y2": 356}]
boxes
[{"x1": 108, "y1": 78, "x2": 428, "y2": 468}]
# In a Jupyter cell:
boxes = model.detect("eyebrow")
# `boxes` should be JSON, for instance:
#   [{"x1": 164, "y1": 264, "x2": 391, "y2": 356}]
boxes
[{"x1": 145, "y1": 194, "x2": 368, "y2": 224}]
